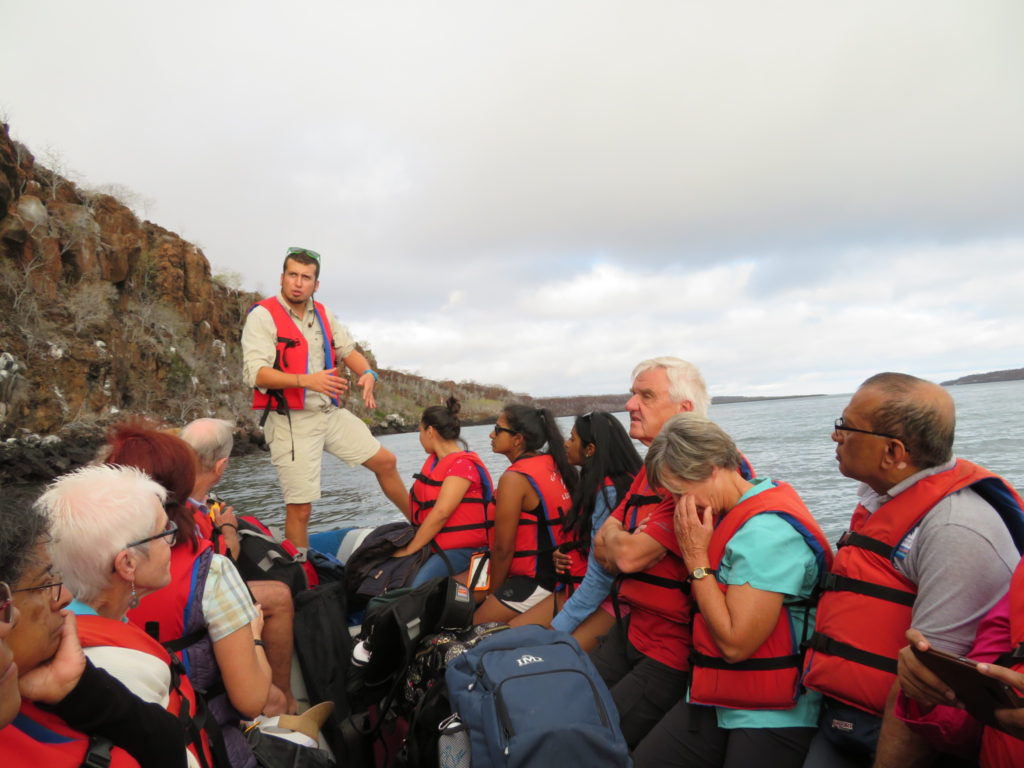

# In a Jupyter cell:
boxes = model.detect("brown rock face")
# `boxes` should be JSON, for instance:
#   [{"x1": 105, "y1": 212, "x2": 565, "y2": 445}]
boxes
[{"x1": 0, "y1": 120, "x2": 261, "y2": 438}]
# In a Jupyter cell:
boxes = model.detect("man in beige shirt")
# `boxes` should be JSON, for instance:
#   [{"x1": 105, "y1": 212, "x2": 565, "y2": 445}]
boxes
[{"x1": 241, "y1": 248, "x2": 410, "y2": 547}]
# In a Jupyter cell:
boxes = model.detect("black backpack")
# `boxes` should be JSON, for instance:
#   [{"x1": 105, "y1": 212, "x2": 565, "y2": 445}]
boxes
[
  {"x1": 344, "y1": 523, "x2": 434, "y2": 609},
  {"x1": 292, "y1": 581, "x2": 356, "y2": 762}
]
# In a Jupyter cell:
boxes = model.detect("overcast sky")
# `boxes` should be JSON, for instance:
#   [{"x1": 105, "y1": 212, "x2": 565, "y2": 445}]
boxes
[{"x1": 3, "y1": 1, "x2": 1022, "y2": 397}]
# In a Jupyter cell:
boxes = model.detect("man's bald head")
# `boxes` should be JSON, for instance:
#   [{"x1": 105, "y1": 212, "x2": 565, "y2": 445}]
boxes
[{"x1": 859, "y1": 372, "x2": 955, "y2": 470}]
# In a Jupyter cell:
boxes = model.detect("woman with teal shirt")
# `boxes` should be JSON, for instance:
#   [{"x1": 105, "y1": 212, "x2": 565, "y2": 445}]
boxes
[{"x1": 632, "y1": 413, "x2": 833, "y2": 768}]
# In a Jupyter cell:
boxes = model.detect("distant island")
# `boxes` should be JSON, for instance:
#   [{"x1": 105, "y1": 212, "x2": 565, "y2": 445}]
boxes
[
  {"x1": 941, "y1": 367, "x2": 1024, "y2": 386},
  {"x1": 533, "y1": 392, "x2": 826, "y2": 417}
]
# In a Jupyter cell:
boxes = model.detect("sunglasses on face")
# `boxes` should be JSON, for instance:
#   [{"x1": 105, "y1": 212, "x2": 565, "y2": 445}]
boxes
[{"x1": 493, "y1": 425, "x2": 518, "y2": 437}]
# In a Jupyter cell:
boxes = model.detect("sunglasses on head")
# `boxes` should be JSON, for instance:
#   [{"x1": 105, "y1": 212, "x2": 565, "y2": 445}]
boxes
[{"x1": 286, "y1": 247, "x2": 321, "y2": 262}]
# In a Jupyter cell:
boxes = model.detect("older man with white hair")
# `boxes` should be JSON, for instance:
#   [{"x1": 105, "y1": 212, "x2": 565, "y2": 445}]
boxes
[
  {"x1": 179, "y1": 417, "x2": 297, "y2": 715},
  {"x1": 590, "y1": 356, "x2": 749, "y2": 748}
]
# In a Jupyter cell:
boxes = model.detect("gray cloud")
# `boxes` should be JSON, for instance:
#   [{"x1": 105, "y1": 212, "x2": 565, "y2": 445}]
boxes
[{"x1": 2, "y1": 1, "x2": 1022, "y2": 396}]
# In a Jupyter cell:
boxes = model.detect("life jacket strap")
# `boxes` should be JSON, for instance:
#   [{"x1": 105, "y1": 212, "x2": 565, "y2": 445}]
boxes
[
  {"x1": 836, "y1": 530, "x2": 896, "y2": 559},
  {"x1": 690, "y1": 649, "x2": 803, "y2": 671},
  {"x1": 819, "y1": 572, "x2": 915, "y2": 607},
  {"x1": 806, "y1": 631, "x2": 897, "y2": 674}
]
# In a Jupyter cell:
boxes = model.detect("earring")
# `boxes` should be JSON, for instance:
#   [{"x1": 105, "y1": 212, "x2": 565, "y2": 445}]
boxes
[{"x1": 129, "y1": 578, "x2": 139, "y2": 609}]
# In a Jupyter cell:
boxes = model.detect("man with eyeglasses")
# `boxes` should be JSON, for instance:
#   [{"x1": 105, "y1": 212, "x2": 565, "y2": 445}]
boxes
[
  {"x1": 242, "y1": 247, "x2": 410, "y2": 549},
  {"x1": 800, "y1": 372, "x2": 1024, "y2": 768}
]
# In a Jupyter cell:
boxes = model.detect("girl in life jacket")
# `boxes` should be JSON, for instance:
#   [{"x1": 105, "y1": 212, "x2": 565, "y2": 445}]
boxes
[
  {"x1": 474, "y1": 404, "x2": 578, "y2": 624},
  {"x1": 393, "y1": 396, "x2": 496, "y2": 587},
  {"x1": 632, "y1": 413, "x2": 833, "y2": 768},
  {"x1": 509, "y1": 411, "x2": 641, "y2": 651}
]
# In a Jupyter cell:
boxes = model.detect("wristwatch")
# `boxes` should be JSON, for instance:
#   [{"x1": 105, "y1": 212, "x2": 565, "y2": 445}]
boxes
[{"x1": 688, "y1": 566, "x2": 714, "y2": 582}]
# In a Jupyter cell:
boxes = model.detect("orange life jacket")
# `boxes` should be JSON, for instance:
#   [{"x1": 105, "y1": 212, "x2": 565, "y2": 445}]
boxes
[
  {"x1": 76, "y1": 613, "x2": 216, "y2": 768},
  {"x1": 0, "y1": 700, "x2": 140, "y2": 768},
  {"x1": 503, "y1": 453, "x2": 572, "y2": 588},
  {"x1": 980, "y1": 560, "x2": 1024, "y2": 768},
  {"x1": 409, "y1": 451, "x2": 494, "y2": 551},
  {"x1": 689, "y1": 481, "x2": 833, "y2": 710},
  {"x1": 803, "y1": 459, "x2": 1024, "y2": 715},
  {"x1": 248, "y1": 296, "x2": 337, "y2": 412}
]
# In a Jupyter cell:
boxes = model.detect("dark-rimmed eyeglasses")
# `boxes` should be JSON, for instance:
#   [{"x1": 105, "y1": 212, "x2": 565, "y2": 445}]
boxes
[
  {"x1": 833, "y1": 417, "x2": 903, "y2": 442},
  {"x1": 286, "y1": 247, "x2": 321, "y2": 262},
  {"x1": 127, "y1": 520, "x2": 179, "y2": 549},
  {"x1": 493, "y1": 425, "x2": 518, "y2": 437},
  {"x1": 0, "y1": 581, "x2": 12, "y2": 624},
  {"x1": 12, "y1": 579, "x2": 64, "y2": 604}
]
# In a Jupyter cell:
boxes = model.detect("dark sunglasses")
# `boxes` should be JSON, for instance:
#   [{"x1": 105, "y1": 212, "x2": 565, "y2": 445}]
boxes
[
  {"x1": 493, "y1": 424, "x2": 518, "y2": 437},
  {"x1": 286, "y1": 247, "x2": 321, "y2": 262},
  {"x1": 127, "y1": 520, "x2": 179, "y2": 549},
  {"x1": 0, "y1": 581, "x2": 11, "y2": 624}
]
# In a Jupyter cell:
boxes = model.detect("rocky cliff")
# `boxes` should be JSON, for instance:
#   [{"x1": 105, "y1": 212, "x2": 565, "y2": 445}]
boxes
[{"x1": 0, "y1": 122, "x2": 526, "y2": 484}]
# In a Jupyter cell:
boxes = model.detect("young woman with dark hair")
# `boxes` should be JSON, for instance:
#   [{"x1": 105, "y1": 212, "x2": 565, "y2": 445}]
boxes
[
  {"x1": 394, "y1": 397, "x2": 496, "y2": 587},
  {"x1": 510, "y1": 412, "x2": 641, "y2": 650},
  {"x1": 473, "y1": 405, "x2": 578, "y2": 624}
]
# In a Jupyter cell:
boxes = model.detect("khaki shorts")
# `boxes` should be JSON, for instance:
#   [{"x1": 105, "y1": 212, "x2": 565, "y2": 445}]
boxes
[{"x1": 264, "y1": 406, "x2": 381, "y2": 504}]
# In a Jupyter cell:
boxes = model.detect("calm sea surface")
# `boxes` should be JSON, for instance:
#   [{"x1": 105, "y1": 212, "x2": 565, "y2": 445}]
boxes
[{"x1": 216, "y1": 380, "x2": 1024, "y2": 542}]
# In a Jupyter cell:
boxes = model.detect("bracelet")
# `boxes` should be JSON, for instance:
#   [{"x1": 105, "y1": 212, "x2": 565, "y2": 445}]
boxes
[
  {"x1": 295, "y1": 374, "x2": 301, "y2": 387},
  {"x1": 362, "y1": 368, "x2": 379, "y2": 382},
  {"x1": 220, "y1": 523, "x2": 238, "y2": 531},
  {"x1": 253, "y1": 639, "x2": 265, "y2": 648}
]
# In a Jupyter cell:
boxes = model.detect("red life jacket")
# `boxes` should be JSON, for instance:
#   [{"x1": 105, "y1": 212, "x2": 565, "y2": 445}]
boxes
[
  {"x1": 127, "y1": 537, "x2": 216, "y2": 684},
  {"x1": 980, "y1": 560, "x2": 1024, "y2": 768},
  {"x1": 689, "y1": 481, "x2": 833, "y2": 710},
  {"x1": 803, "y1": 459, "x2": 1024, "y2": 716},
  {"x1": 409, "y1": 451, "x2": 495, "y2": 551},
  {"x1": 614, "y1": 468, "x2": 693, "y2": 623},
  {"x1": 502, "y1": 454, "x2": 572, "y2": 588},
  {"x1": 76, "y1": 613, "x2": 216, "y2": 768},
  {"x1": 0, "y1": 700, "x2": 140, "y2": 768},
  {"x1": 248, "y1": 296, "x2": 337, "y2": 412}
]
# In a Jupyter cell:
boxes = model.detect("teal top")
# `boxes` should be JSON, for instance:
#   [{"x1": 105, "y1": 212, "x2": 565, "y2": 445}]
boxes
[{"x1": 695, "y1": 477, "x2": 824, "y2": 730}]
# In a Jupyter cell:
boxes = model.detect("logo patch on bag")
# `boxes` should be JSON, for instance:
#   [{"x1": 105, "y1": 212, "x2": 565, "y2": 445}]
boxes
[
  {"x1": 515, "y1": 654, "x2": 544, "y2": 667},
  {"x1": 831, "y1": 718, "x2": 855, "y2": 732}
]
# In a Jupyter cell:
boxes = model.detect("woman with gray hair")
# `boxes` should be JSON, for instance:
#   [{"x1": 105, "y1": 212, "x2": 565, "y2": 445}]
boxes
[
  {"x1": 40, "y1": 464, "x2": 219, "y2": 768},
  {"x1": 632, "y1": 413, "x2": 833, "y2": 768}
]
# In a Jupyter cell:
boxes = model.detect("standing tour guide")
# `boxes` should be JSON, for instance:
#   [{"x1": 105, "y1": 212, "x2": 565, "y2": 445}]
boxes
[{"x1": 241, "y1": 247, "x2": 410, "y2": 548}]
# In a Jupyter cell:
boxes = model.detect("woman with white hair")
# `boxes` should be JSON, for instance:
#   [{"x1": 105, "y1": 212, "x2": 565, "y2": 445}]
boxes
[
  {"x1": 40, "y1": 464, "x2": 220, "y2": 768},
  {"x1": 632, "y1": 413, "x2": 833, "y2": 768}
]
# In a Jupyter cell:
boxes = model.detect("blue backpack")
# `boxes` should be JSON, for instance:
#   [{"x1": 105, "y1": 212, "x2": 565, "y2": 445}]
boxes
[{"x1": 445, "y1": 625, "x2": 631, "y2": 767}]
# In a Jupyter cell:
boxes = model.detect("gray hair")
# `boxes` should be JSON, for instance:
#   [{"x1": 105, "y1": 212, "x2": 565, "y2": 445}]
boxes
[
  {"x1": 645, "y1": 413, "x2": 742, "y2": 492},
  {"x1": 179, "y1": 418, "x2": 234, "y2": 472},
  {"x1": 860, "y1": 372, "x2": 955, "y2": 469},
  {"x1": 0, "y1": 487, "x2": 50, "y2": 585},
  {"x1": 37, "y1": 465, "x2": 167, "y2": 604},
  {"x1": 632, "y1": 357, "x2": 710, "y2": 417}
]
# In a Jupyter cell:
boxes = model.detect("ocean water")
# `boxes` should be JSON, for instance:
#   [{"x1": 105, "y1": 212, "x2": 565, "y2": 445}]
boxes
[{"x1": 216, "y1": 379, "x2": 1024, "y2": 542}]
